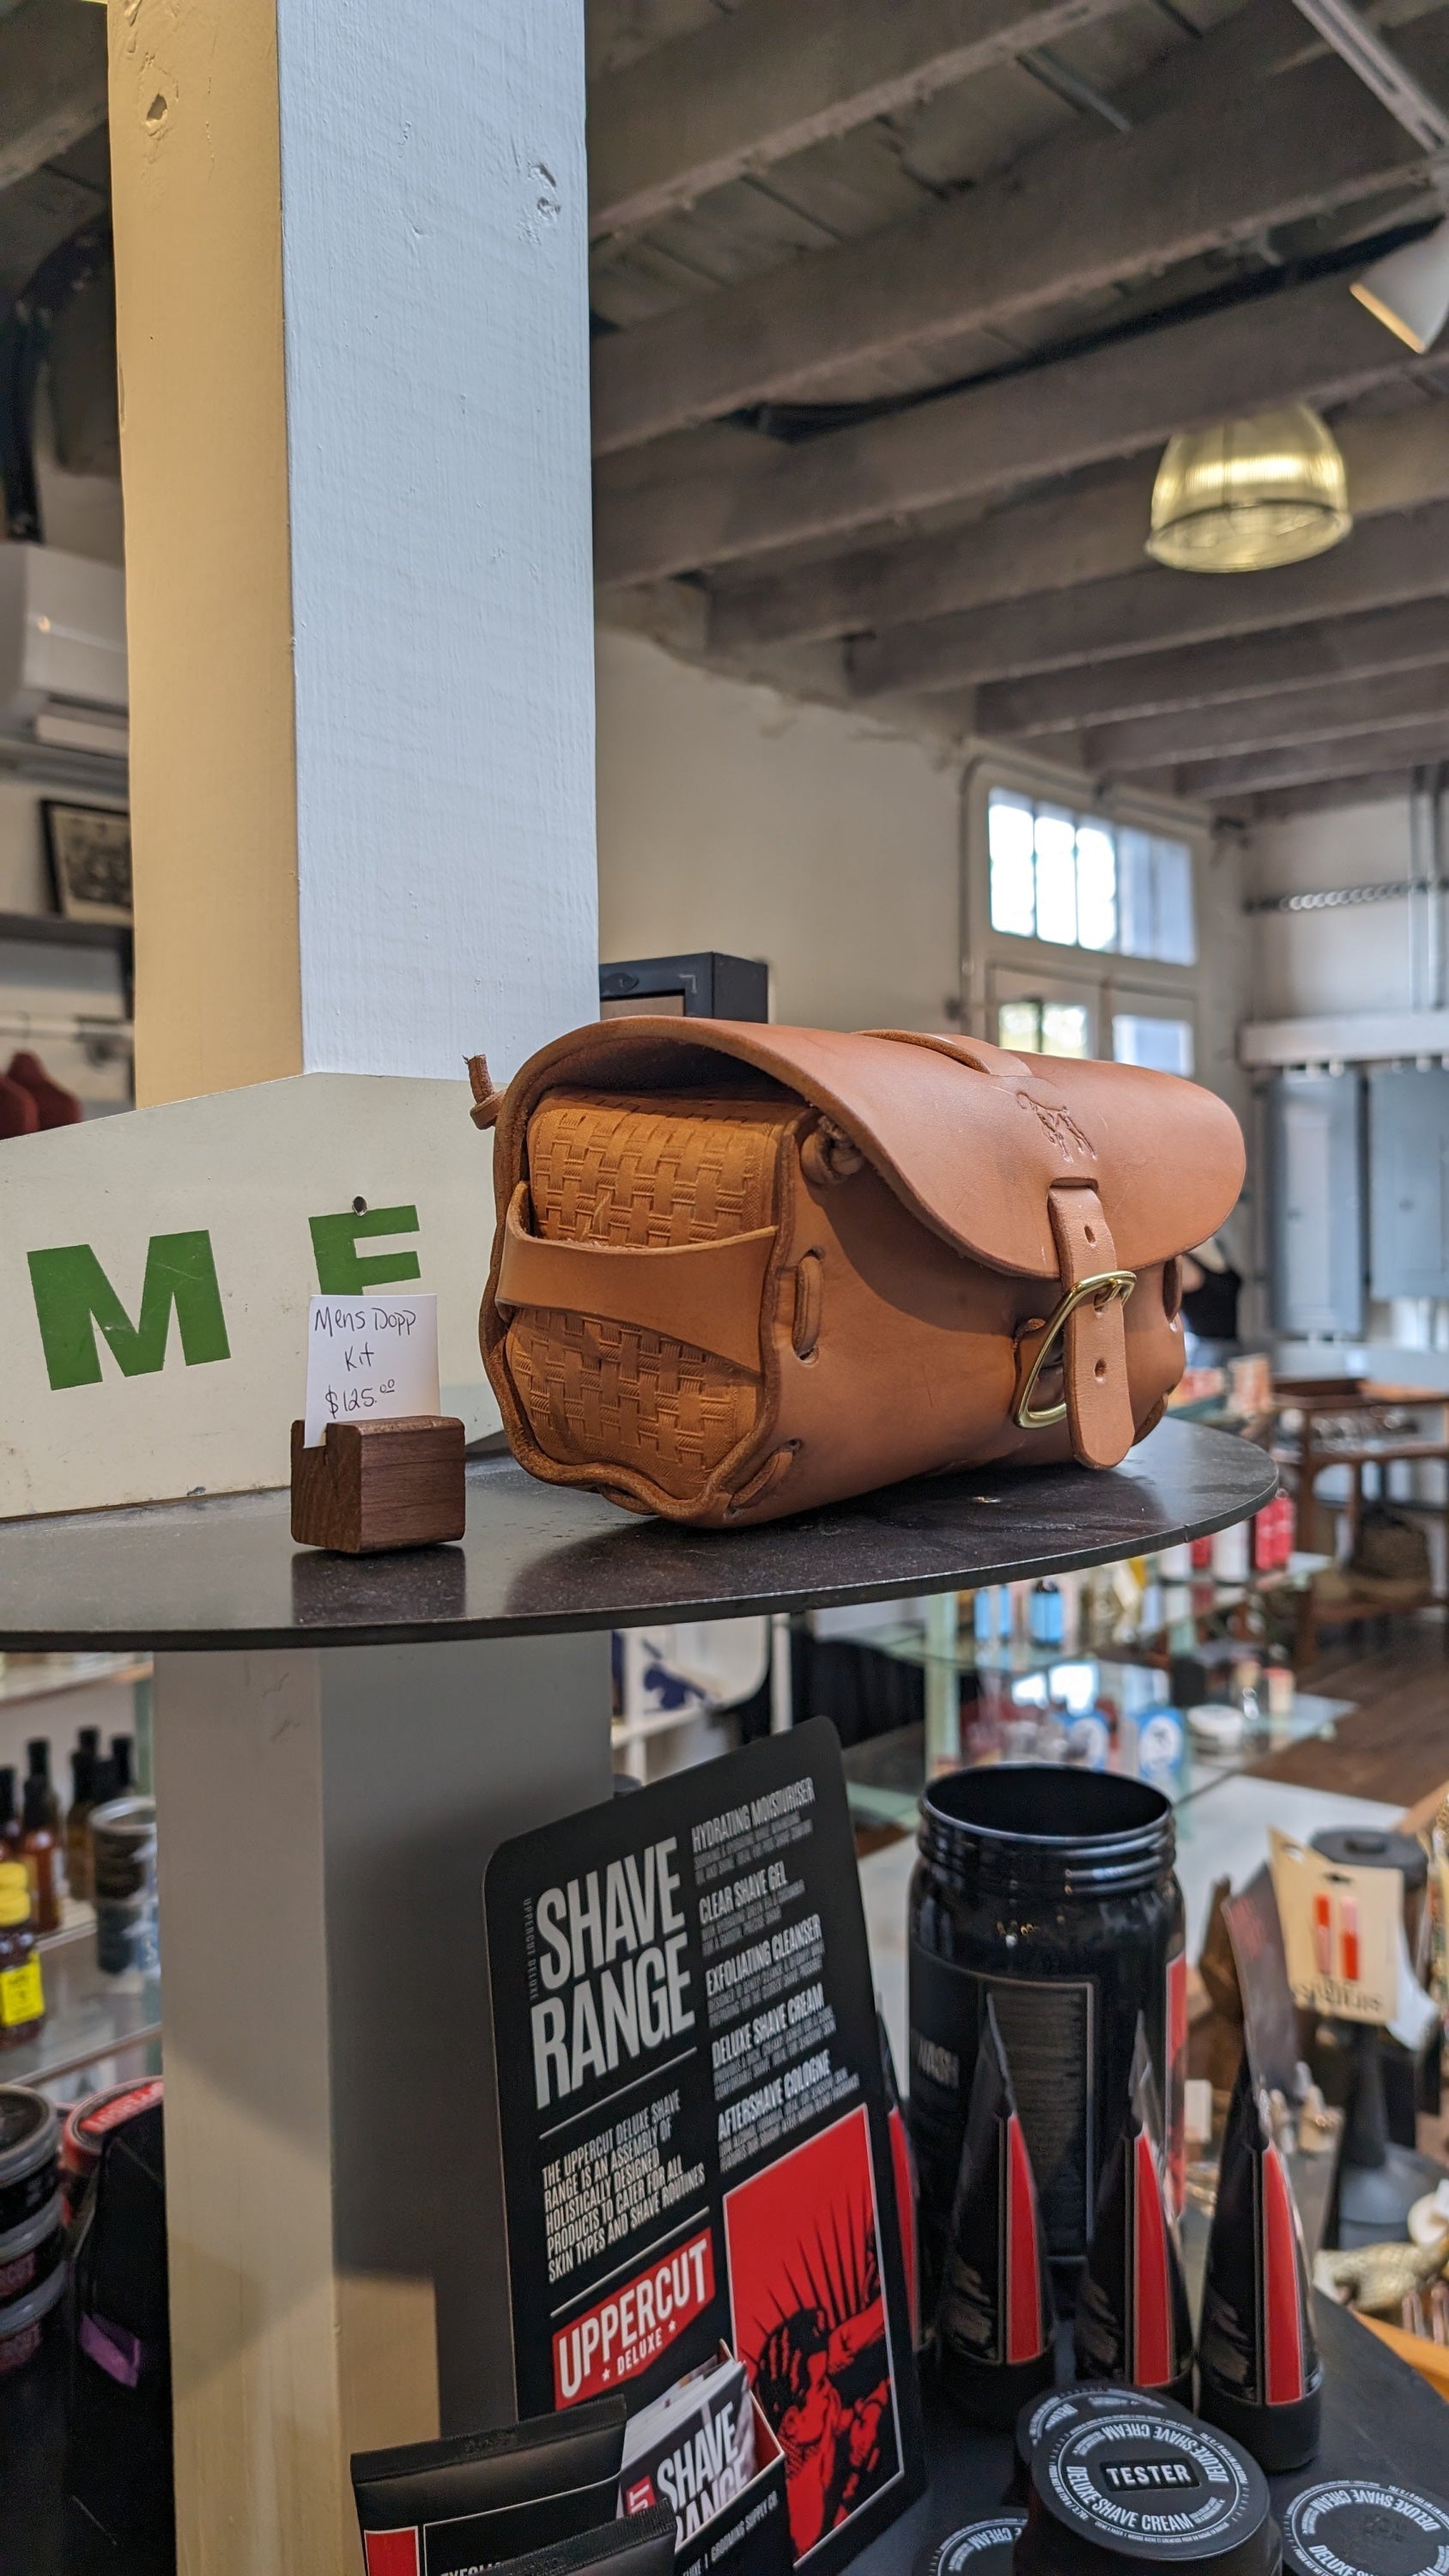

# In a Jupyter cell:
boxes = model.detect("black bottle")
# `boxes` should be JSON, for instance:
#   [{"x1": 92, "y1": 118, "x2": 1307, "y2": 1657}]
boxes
[
  {"x1": 25, "y1": 1740, "x2": 61, "y2": 1836},
  {"x1": 1198, "y1": 2051, "x2": 1321, "y2": 2471},
  {"x1": 110, "y1": 1737, "x2": 135, "y2": 1796},
  {"x1": 1075, "y1": 2015, "x2": 1193, "y2": 2404},
  {"x1": 937, "y1": 1997, "x2": 1055, "y2": 2425}
]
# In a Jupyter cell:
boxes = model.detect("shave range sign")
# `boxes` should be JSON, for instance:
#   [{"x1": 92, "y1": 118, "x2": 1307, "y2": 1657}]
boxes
[{"x1": 486, "y1": 1721, "x2": 925, "y2": 2576}]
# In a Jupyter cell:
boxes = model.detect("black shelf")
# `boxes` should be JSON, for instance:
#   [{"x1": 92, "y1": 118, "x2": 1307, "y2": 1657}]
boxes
[
  {"x1": 0, "y1": 912, "x2": 131, "y2": 955},
  {"x1": 0, "y1": 1420, "x2": 1276, "y2": 1651}
]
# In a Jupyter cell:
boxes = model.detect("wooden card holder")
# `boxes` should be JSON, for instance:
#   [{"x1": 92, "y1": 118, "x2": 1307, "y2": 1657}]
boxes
[{"x1": 289, "y1": 1417, "x2": 467, "y2": 1553}]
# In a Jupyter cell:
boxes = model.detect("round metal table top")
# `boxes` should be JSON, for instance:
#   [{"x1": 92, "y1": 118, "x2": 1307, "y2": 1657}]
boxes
[{"x1": 0, "y1": 1418, "x2": 1274, "y2": 1650}]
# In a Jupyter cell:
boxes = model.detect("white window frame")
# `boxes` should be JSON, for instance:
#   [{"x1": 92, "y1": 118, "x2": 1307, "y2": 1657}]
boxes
[{"x1": 961, "y1": 750, "x2": 1211, "y2": 1066}]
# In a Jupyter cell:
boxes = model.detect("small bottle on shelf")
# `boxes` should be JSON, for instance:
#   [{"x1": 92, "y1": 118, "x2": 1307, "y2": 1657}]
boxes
[
  {"x1": 0, "y1": 1767, "x2": 20, "y2": 1860},
  {"x1": 24, "y1": 1740, "x2": 62, "y2": 1838},
  {"x1": 109, "y1": 1735, "x2": 135, "y2": 1795},
  {"x1": 66, "y1": 1740, "x2": 99, "y2": 1902},
  {"x1": 1029, "y1": 1578, "x2": 1064, "y2": 1649},
  {"x1": 0, "y1": 1860, "x2": 45, "y2": 2047},
  {"x1": 21, "y1": 1775, "x2": 63, "y2": 1935}
]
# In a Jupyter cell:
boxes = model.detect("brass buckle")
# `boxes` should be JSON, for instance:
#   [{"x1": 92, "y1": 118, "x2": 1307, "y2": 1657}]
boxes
[{"x1": 1013, "y1": 1269, "x2": 1137, "y2": 1431}]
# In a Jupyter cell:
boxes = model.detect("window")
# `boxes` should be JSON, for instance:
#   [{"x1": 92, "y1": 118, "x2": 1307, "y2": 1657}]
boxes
[
  {"x1": 1113, "y1": 1013, "x2": 1195, "y2": 1077},
  {"x1": 988, "y1": 792, "x2": 1196, "y2": 966},
  {"x1": 997, "y1": 999, "x2": 1091, "y2": 1058}
]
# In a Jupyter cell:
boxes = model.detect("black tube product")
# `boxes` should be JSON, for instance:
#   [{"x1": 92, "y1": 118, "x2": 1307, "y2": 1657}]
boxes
[
  {"x1": 937, "y1": 1998, "x2": 1055, "y2": 2427},
  {"x1": 495, "y1": 2506, "x2": 677, "y2": 2576},
  {"x1": 1074, "y1": 2019, "x2": 1192, "y2": 2406},
  {"x1": 1197, "y1": 2054, "x2": 1321, "y2": 2474},
  {"x1": 351, "y1": 2396, "x2": 627, "y2": 2576}
]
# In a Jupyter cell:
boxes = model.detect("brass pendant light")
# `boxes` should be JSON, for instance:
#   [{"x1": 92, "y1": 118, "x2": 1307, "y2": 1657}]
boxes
[{"x1": 1146, "y1": 404, "x2": 1352, "y2": 573}]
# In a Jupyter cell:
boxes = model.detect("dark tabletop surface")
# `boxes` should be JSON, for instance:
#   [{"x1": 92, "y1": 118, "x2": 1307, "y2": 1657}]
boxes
[
  {"x1": 0, "y1": 1419, "x2": 1275, "y2": 1650},
  {"x1": 3, "y1": 2296, "x2": 1441, "y2": 2576},
  {"x1": 856, "y1": 2297, "x2": 1449, "y2": 2576}
]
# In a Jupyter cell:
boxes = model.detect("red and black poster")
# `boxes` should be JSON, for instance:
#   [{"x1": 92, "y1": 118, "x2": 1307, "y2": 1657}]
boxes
[{"x1": 485, "y1": 1719, "x2": 925, "y2": 2576}]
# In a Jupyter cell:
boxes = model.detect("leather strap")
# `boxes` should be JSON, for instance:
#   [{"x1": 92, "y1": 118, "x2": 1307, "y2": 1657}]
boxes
[
  {"x1": 495, "y1": 1185, "x2": 774, "y2": 1373},
  {"x1": 1049, "y1": 1184, "x2": 1137, "y2": 1470}
]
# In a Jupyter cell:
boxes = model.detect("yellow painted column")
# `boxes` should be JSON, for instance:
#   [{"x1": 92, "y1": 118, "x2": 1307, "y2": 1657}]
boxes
[{"x1": 108, "y1": 0, "x2": 301, "y2": 1104}]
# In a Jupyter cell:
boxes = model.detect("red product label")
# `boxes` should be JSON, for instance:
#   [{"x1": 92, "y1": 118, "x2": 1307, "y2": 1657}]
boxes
[
  {"x1": 887, "y1": 2105, "x2": 920, "y2": 2348},
  {"x1": 1166, "y1": 1951, "x2": 1187, "y2": 2219},
  {"x1": 1262, "y1": 2145, "x2": 1306, "y2": 2403},
  {"x1": 364, "y1": 2532, "x2": 420, "y2": 2576},
  {"x1": 553, "y1": 2227, "x2": 714, "y2": 2406},
  {"x1": 1005, "y1": 2114, "x2": 1047, "y2": 2366},
  {"x1": 623, "y1": 2475, "x2": 660, "y2": 2516},
  {"x1": 1131, "y1": 2130, "x2": 1173, "y2": 2390},
  {"x1": 724, "y1": 2105, "x2": 901, "y2": 2564}
]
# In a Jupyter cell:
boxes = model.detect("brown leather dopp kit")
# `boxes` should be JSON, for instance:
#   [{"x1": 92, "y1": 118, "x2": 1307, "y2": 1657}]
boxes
[{"x1": 472, "y1": 1020, "x2": 1246, "y2": 1528}]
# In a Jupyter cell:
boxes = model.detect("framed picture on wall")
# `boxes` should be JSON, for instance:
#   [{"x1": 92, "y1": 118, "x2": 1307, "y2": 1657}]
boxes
[{"x1": 41, "y1": 802, "x2": 133, "y2": 926}]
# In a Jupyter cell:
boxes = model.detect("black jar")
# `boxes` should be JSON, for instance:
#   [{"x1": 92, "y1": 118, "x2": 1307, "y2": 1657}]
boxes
[{"x1": 908, "y1": 1768, "x2": 1185, "y2": 2303}]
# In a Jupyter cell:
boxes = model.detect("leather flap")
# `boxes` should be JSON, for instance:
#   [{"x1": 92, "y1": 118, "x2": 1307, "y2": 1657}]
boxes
[{"x1": 493, "y1": 1020, "x2": 1244, "y2": 1280}]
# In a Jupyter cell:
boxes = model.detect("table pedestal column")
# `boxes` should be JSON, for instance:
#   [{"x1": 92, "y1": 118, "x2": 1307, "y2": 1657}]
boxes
[{"x1": 153, "y1": 1634, "x2": 612, "y2": 2576}]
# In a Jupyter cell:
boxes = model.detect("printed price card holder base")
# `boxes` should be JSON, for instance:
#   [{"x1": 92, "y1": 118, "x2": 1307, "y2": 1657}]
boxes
[{"x1": 289, "y1": 1416, "x2": 466, "y2": 1553}]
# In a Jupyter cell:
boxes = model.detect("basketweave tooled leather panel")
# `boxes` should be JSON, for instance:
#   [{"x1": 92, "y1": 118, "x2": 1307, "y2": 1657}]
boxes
[{"x1": 503, "y1": 1092, "x2": 801, "y2": 1498}]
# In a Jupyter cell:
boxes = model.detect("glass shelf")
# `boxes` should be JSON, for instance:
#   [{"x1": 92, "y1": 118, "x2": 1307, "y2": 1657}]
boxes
[
  {"x1": 842, "y1": 1688, "x2": 1355, "y2": 1832},
  {"x1": 3, "y1": 1918, "x2": 161, "y2": 2099},
  {"x1": 850, "y1": 1554, "x2": 1331, "y2": 1681}
]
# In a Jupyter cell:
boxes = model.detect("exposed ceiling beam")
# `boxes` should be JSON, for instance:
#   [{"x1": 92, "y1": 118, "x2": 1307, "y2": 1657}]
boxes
[
  {"x1": 976, "y1": 592, "x2": 1449, "y2": 734},
  {"x1": 586, "y1": 0, "x2": 1137, "y2": 241},
  {"x1": 847, "y1": 493, "x2": 1449, "y2": 696},
  {"x1": 0, "y1": 0, "x2": 106, "y2": 197},
  {"x1": 595, "y1": 271, "x2": 1424, "y2": 587},
  {"x1": 590, "y1": 7, "x2": 1446, "y2": 454},
  {"x1": 1084, "y1": 658, "x2": 1449, "y2": 770},
  {"x1": 1250, "y1": 765, "x2": 1441, "y2": 816},
  {"x1": 1288, "y1": 0, "x2": 1449, "y2": 151},
  {"x1": 707, "y1": 399, "x2": 1449, "y2": 652},
  {"x1": 1162, "y1": 717, "x2": 1449, "y2": 797}
]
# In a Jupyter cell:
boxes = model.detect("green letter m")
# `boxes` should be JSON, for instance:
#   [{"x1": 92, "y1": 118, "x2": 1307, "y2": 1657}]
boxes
[{"x1": 28, "y1": 1233, "x2": 232, "y2": 1391}]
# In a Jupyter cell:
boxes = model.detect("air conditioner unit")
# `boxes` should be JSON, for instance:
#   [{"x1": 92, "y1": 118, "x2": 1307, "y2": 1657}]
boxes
[{"x1": 0, "y1": 542, "x2": 127, "y2": 757}]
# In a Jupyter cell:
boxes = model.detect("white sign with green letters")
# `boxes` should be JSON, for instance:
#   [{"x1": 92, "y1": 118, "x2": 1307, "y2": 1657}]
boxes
[{"x1": 0, "y1": 1072, "x2": 499, "y2": 1519}]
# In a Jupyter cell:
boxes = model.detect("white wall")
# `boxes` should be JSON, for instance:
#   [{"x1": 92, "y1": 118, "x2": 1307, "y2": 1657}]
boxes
[
  {"x1": 596, "y1": 627, "x2": 964, "y2": 1030},
  {"x1": 1246, "y1": 793, "x2": 1416, "y2": 1020}
]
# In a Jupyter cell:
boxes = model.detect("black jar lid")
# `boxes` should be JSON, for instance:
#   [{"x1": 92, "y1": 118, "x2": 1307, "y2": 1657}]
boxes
[
  {"x1": 0, "y1": 2088, "x2": 58, "y2": 2190},
  {"x1": 1016, "y1": 2384, "x2": 1188, "y2": 2475},
  {"x1": 1025, "y1": 2407, "x2": 1276, "y2": 2576},
  {"x1": 917, "y1": 2512, "x2": 1026, "y2": 2576},
  {"x1": 919, "y1": 1768, "x2": 1174, "y2": 1899},
  {"x1": 1282, "y1": 2482, "x2": 1449, "y2": 2576},
  {"x1": 1308, "y1": 1830, "x2": 1428, "y2": 1893}
]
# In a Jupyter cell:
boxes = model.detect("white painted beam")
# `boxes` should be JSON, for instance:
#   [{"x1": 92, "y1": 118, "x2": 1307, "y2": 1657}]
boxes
[{"x1": 110, "y1": 0, "x2": 597, "y2": 1104}]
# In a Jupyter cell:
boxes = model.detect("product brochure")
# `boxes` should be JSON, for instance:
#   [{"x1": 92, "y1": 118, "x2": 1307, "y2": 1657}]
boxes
[{"x1": 485, "y1": 1718, "x2": 925, "y2": 2576}]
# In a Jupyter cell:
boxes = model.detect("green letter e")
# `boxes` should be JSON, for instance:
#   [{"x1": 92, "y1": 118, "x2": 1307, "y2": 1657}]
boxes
[{"x1": 28, "y1": 1232, "x2": 232, "y2": 1390}]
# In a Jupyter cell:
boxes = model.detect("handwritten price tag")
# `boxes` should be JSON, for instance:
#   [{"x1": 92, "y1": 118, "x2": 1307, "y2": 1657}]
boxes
[{"x1": 302, "y1": 1294, "x2": 440, "y2": 1448}]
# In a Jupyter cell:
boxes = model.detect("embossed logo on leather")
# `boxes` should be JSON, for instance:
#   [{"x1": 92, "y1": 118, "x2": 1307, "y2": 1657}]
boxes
[{"x1": 1017, "y1": 1089, "x2": 1095, "y2": 1159}]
